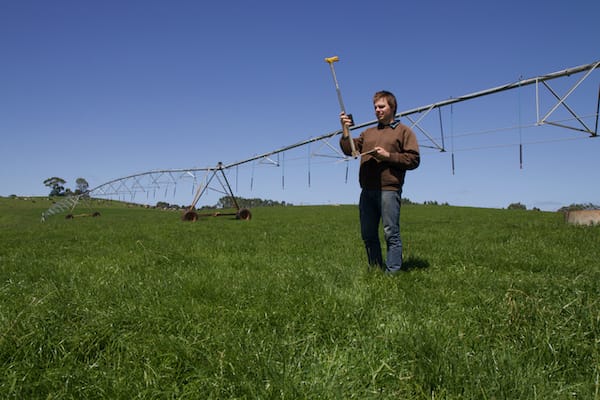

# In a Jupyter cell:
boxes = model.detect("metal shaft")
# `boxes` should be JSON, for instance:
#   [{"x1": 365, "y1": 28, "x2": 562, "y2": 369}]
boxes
[
  {"x1": 325, "y1": 55, "x2": 358, "y2": 157},
  {"x1": 328, "y1": 62, "x2": 347, "y2": 113}
]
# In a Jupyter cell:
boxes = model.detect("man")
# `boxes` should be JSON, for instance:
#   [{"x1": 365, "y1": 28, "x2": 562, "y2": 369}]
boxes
[{"x1": 339, "y1": 90, "x2": 420, "y2": 274}]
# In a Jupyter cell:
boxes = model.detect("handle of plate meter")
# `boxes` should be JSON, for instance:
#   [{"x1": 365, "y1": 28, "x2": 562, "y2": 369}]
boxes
[{"x1": 325, "y1": 56, "x2": 358, "y2": 157}]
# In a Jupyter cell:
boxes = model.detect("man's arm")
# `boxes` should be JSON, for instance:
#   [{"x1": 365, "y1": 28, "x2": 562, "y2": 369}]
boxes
[{"x1": 374, "y1": 129, "x2": 420, "y2": 169}]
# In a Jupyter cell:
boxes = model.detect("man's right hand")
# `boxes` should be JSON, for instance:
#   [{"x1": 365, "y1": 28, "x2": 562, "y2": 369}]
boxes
[{"x1": 339, "y1": 112, "x2": 354, "y2": 134}]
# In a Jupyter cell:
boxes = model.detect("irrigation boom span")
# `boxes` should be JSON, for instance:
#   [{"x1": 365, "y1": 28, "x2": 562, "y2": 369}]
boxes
[
  {"x1": 42, "y1": 60, "x2": 599, "y2": 220},
  {"x1": 223, "y1": 59, "x2": 599, "y2": 168}
]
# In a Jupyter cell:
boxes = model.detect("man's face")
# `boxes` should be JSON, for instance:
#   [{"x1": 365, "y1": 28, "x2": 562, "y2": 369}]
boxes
[{"x1": 374, "y1": 98, "x2": 394, "y2": 124}]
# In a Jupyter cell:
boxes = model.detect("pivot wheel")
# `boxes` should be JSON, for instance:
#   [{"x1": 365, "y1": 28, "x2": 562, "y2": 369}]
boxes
[
  {"x1": 236, "y1": 208, "x2": 252, "y2": 220},
  {"x1": 181, "y1": 210, "x2": 198, "y2": 222}
]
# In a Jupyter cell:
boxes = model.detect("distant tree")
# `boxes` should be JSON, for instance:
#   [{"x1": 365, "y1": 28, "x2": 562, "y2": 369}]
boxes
[
  {"x1": 43, "y1": 177, "x2": 66, "y2": 197},
  {"x1": 216, "y1": 196, "x2": 287, "y2": 209},
  {"x1": 155, "y1": 201, "x2": 182, "y2": 210},
  {"x1": 156, "y1": 201, "x2": 170, "y2": 209},
  {"x1": 558, "y1": 203, "x2": 600, "y2": 212},
  {"x1": 75, "y1": 178, "x2": 89, "y2": 195},
  {"x1": 507, "y1": 202, "x2": 527, "y2": 210}
]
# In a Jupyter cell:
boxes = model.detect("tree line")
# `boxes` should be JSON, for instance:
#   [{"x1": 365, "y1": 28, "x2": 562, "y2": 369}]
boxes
[
  {"x1": 43, "y1": 177, "x2": 89, "y2": 197},
  {"x1": 157, "y1": 196, "x2": 292, "y2": 211},
  {"x1": 42, "y1": 177, "x2": 599, "y2": 212}
]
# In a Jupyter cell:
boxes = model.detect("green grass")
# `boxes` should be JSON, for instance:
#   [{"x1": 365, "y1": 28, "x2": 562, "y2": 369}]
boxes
[{"x1": 0, "y1": 197, "x2": 599, "y2": 399}]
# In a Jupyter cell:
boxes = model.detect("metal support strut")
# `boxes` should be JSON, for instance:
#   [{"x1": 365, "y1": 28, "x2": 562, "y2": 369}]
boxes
[{"x1": 181, "y1": 162, "x2": 252, "y2": 222}]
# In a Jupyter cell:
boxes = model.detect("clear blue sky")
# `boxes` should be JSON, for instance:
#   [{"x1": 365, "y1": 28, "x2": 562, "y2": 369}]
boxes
[{"x1": 1, "y1": 0, "x2": 599, "y2": 211}]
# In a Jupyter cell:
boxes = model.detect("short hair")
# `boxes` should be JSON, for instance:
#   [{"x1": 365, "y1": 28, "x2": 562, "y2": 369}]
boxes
[{"x1": 373, "y1": 90, "x2": 397, "y2": 116}]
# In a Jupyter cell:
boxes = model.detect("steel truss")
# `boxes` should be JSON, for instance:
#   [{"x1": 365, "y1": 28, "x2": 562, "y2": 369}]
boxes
[
  {"x1": 42, "y1": 60, "x2": 599, "y2": 221},
  {"x1": 401, "y1": 60, "x2": 599, "y2": 151}
]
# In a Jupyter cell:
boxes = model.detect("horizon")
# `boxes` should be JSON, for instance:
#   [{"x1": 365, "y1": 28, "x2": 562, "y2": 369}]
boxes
[{"x1": 5, "y1": 193, "x2": 599, "y2": 215}]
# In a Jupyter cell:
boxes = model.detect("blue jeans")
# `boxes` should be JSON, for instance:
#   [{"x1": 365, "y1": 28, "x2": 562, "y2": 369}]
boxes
[{"x1": 359, "y1": 189, "x2": 403, "y2": 274}]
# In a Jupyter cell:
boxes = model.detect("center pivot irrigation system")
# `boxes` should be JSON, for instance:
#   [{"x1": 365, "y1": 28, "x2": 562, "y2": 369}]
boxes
[{"x1": 41, "y1": 59, "x2": 600, "y2": 222}]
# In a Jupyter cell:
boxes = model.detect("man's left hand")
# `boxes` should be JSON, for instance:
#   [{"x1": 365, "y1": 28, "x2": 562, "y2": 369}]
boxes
[{"x1": 372, "y1": 146, "x2": 390, "y2": 161}]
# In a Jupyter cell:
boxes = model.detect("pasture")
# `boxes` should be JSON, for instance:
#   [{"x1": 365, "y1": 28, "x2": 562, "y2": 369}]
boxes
[{"x1": 0, "y1": 197, "x2": 598, "y2": 399}]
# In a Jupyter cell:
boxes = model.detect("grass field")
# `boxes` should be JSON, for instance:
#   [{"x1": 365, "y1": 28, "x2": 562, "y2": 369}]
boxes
[{"x1": 0, "y1": 197, "x2": 598, "y2": 399}]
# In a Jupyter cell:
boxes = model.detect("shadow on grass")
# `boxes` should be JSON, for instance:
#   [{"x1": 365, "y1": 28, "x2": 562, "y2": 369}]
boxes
[{"x1": 403, "y1": 256, "x2": 430, "y2": 271}]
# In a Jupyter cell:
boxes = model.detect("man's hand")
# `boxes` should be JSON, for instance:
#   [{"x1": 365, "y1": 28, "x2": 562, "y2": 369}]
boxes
[
  {"x1": 339, "y1": 112, "x2": 358, "y2": 157},
  {"x1": 371, "y1": 146, "x2": 390, "y2": 161},
  {"x1": 339, "y1": 112, "x2": 353, "y2": 136}
]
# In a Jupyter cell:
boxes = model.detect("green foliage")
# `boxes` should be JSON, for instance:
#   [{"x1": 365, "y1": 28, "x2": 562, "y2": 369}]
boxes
[
  {"x1": 154, "y1": 197, "x2": 286, "y2": 211},
  {"x1": 74, "y1": 178, "x2": 89, "y2": 195},
  {"x1": 155, "y1": 201, "x2": 182, "y2": 210},
  {"x1": 0, "y1": 198, "x2": 598, "y2": 399},
  {"x1": 43, "y1": 177, "x2": 67, "y2": 197},
  {"x1": 507, "y1": 202, "x2": 527, "y2": 210},
  {"x1": 558, "y1": 203, "x2": 600, "y2": 212},
  {"x1": 217, "y1": 196, "x2": 288, "y2": 208}
]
